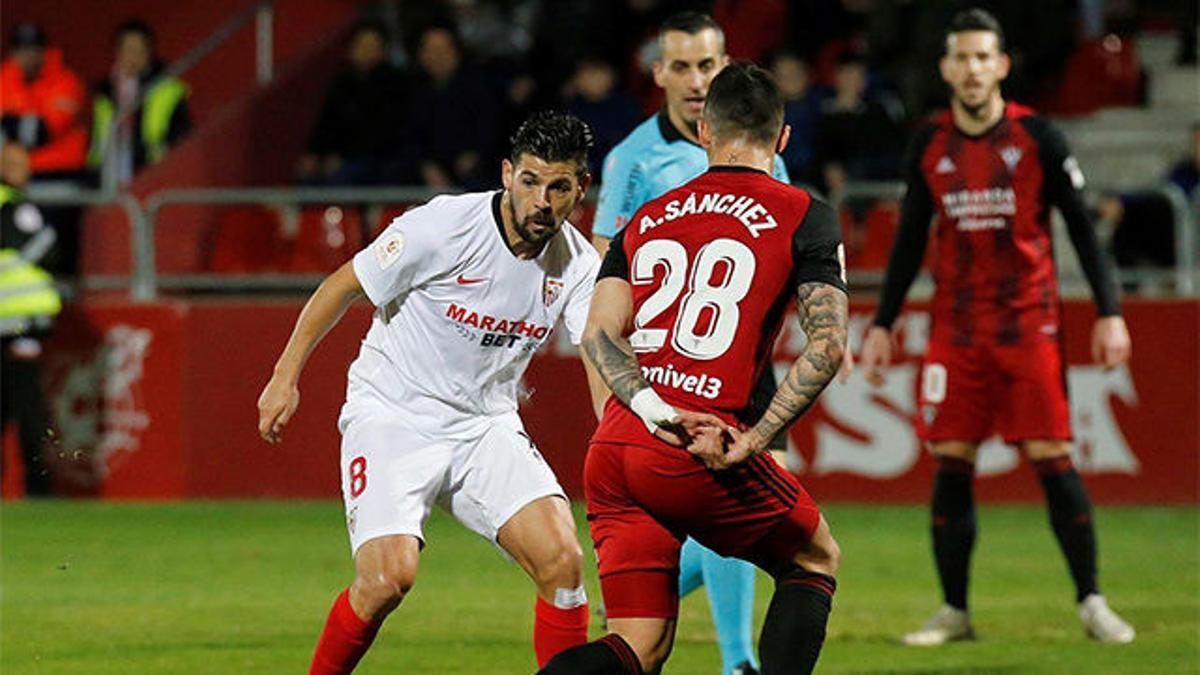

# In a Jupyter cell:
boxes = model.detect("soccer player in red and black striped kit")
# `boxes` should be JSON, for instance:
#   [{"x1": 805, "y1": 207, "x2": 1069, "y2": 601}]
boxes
[
  {"x1": 860, "y1": 8, "x2": 1135, "y2": 645},
  {"x1": 541, "y1": 62, "x2": 847, "y2": 675}
]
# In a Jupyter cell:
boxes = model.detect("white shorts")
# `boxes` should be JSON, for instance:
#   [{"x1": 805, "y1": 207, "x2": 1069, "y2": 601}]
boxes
[{"x1": 338, "y1": 409, "x2": 566, "y2": 555}]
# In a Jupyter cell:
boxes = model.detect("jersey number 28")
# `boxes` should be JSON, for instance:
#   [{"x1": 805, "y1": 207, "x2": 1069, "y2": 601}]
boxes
[{"x1": 630, "y1": 238, "x2": 755, "y2": 360}]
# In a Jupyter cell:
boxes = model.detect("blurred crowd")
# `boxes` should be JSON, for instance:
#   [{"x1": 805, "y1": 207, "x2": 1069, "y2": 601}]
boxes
[
  {"x1": 292, "y1": 0, "x2": 1194, "y2": 196},
  {"x1": 0, "y1": 0, "x2": 1195, "y2": 276},
  {"x1": 2, "y1": 0, "x2": 1195, "y2": 197}
]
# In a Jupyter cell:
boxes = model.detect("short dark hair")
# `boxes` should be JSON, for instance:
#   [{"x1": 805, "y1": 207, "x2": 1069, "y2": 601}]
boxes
[
  {"x1": 11, "y1": 22, "x2": 47, "y2": 48},
  {"x1": 658, "y1": 11, "x2": 725, "y2": 53},
  {"x1": 510, "y1": 111, "x2": 594, "y2": 178},
  {"x1": 702, "y1": 61, "x2": 783, "y2": 146},
  {"x1": 115, "y1": 19, "x2": 154, "y2": 44},
  {"x1": 946, "y1": 8, "x2": 1006, "y2": 52}
]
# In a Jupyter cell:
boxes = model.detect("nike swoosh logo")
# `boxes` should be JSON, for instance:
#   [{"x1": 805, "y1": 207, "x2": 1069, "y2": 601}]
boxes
[{"x1": 456, "y1": 275, "x2": 488, "y2": 285}]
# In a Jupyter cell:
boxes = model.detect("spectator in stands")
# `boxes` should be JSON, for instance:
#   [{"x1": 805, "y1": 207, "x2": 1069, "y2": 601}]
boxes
[
  {"x1": 712, "y1": 0, "x2": 786, "y2": 62},
  {"x1": 1, "y1": 23, "x2": 87, "y2": 277},
  {"x1": 1101, "y1": 122, "x2": 1200, "y2": 271},
  {"x1": 298, "y1": 20, "x2": 406, "y2": 186},
  {"x1": 768, "y1": 49, "x2": 829, "y2": 184},
  {"x1": 1166, "y1": 123, "x2": 1200, "y2": 200},
  {"x1": 405, "y1": 24, "x2": 498, "y2": 190},
  {"x1": 0, "y1": 23, "x2": 87, "y2": 180},
  {"x1": 562, "y1": 56, "x2": 640, "y2": 179},
  {"x1": 814, "y1": 52, "x2": 907, "y2": 196},
  {"x1": 87, "y1": 20, "x2": 191, "y2": 186}
]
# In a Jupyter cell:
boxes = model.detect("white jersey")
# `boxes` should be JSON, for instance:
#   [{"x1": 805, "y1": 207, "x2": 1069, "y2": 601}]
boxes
[{"x1": 342, "y1": 191, "x2": 599, "y2": 438}]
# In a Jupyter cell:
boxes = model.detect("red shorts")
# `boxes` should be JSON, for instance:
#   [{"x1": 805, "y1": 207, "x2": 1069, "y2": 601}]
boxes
[
  {"x1": 584, "y1": 440, "x2": 822, "y2": 619},
  {"x1": 917, "y1": 339, "x2": 1072, "y2": 444}
]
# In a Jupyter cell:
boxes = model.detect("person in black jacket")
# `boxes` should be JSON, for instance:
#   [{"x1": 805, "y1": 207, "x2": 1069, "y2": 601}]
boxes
[{"x1": 298, "y1": 20, "x2": 406, "y2": 186}]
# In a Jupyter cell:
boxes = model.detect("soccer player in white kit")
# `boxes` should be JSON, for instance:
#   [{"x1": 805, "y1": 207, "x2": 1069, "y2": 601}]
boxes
[{"x1": 257, "y1": 112, "x2": 601, "y2": 673}]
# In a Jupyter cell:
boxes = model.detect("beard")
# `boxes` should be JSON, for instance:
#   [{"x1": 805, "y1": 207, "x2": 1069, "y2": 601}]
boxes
[
  {"x1": 955, "y1": 83, "x2": 998, "y2": 118},
  {"x1": 508, "y1": 197, "x2": 559, "y2": 247}
]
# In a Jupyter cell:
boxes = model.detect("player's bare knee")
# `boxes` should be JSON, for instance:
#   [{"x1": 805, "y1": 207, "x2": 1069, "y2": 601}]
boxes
[
  {"x1": 1022, "y1": 439, "x2": 1071, "y2": 461},
  {"x1": 793, "y1": 523, "x2": 840, "y2": 577},
  {"x1": 353, "y1": 563, "x2": 416, "y2": 615},
  {"x1": 816, "y1": 533, "x2": 842, "y2": 576},
  {"x1": 616, "y1": 627, "x2": 673, "y2": 674},
  {"x1": 352, "y1": 539, "x2": 420, "y2": 617},
  {"x1": 532, "y1": 540, "x2": 584, "y2": 590}
]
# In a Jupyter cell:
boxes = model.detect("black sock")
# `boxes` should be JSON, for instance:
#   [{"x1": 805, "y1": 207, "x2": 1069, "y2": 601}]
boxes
[
  {"x1": 758, "y1": 564, "x2": 836, "y2": 675},
  {"x1": 1035, "y1": 456, "x2": 1099, "y2": 602},
  {"x1": 538, "y1": 634, "x2": 642, "y2": 674},
  {"x1": 931, "y1": 456, "x2": 976, "y2": 611}
]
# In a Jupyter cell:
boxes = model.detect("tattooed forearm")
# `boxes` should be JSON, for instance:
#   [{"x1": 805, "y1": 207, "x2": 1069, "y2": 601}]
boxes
[
  {"x1": 582, "y1": 328, "x2": 651, "y2": 406},
  {"x1": 747, "y1": 281, "x2": 848, "y2": 448}
]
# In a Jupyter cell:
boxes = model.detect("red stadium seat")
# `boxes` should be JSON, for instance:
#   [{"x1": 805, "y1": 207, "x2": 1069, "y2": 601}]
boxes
[
  {"x1": 285, "y1": 205, "x2": 365, "y2": 273},
  {"x1": 1041, "y1": 36, "x2": 1144, "y2": 116},
  {"x1": 569, "y1": 201, "x2": 597, "y2": 240},
  {"x1": 206, "y1": 206, "x2": 288, "y2": 273},
  {"x1": 370, "y1": 204, "x2": 414, "y2": 238},
  {"x1": 857, "y1": 203, "x2": 901, "y2": 270}
]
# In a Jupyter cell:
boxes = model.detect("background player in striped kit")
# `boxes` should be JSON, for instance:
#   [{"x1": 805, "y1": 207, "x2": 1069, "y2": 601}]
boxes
[{"x1": 859, "y1": 7, "x2": 1136, "y2": 646}]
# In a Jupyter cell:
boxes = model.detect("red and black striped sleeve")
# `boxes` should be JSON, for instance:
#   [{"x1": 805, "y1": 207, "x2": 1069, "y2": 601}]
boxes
[
  {"x1": 791, "y1": 196, "x2": 848, "y2": 294},
  {"x1": 873, "y1": 123, "x2": 938, "y2": 329},
  {"x1": 596, "y1": 227, "x2": 629, "y2": 281},
  {"x1": 1020, "y1": 115, "x2": 1122, "y2": 317}
]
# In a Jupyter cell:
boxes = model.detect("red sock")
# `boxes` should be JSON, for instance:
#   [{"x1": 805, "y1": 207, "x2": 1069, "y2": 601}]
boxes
[
  {"x1": 534, "y1": 595, "x2": 590, "y2": 666},
  {"x1": 309, "y1": 589, "x2": 382, "y2": 675}
]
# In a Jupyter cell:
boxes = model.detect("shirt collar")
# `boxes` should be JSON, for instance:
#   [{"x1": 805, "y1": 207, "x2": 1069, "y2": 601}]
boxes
[
  {"x1": 706, "y1": 165, "x2": 769, "y2": 176},
  {"x1": 657, "y1": 109, "x2": 701, "y2": 148}
]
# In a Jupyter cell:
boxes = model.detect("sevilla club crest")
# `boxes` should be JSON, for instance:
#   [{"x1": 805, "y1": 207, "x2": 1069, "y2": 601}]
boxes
[{"x1": 543, "y1": 277, "x2": 564, "y2": 306}]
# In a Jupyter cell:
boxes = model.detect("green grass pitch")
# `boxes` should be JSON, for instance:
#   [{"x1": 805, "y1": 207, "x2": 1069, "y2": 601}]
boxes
[{"x1": 2, "y1": 501, "x2": 1196, "y2": 673}]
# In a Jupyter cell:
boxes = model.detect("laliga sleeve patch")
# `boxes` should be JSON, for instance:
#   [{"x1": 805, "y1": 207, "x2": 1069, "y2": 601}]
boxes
[
  {"x1": 375, "y1": 231, "x2": 406, "y2": 270},
  {"x1": 1063, "y1": 156, "x2": 1086, "y2": 190}
]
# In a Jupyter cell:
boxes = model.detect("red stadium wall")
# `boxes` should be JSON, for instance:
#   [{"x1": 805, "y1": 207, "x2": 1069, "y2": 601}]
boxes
[{"x1": 4, "y1": 298, "x2": 1197, "y2": 504}]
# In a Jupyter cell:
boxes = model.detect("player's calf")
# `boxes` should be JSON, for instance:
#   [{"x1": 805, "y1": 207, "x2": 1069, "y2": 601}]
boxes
[
  {"x1": 538, "y1": 633, "x2": 648, "y2": 674},
  {"x1": 498, "y1": 496, "x2": 589, "y2": 665},
  {"x1": 758, "y1": 518, "x2": 840, "y2": 675}
]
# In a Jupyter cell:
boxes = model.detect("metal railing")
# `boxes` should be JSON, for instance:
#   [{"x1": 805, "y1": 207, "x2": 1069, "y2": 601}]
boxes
[
  {"x1": 25, "y1": 180, "x2": 1199, "y2": 302},
  {"x1": 827, "y1": 180, "x2": 1198, "y2": 295}
]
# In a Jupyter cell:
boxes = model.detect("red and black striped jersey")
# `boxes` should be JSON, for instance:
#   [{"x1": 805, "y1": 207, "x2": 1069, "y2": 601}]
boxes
[
  {"x1": 592, "y1": 166, "x2": 846, "y2": 442},
  {"x1": 874, "y1": 102, "x2": 1120, "y2": 345}
]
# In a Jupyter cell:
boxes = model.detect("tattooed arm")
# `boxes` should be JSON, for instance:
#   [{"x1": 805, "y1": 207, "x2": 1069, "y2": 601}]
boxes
[
  {"x1": 582, "y1": 277, "x2": 730, "y2": 449},
  {"x1": 581, "y1": 278, "x2": 646, "y2": 404},
  {"x1": 721, "y1": 281, "x2": 849, "y2": 466}
]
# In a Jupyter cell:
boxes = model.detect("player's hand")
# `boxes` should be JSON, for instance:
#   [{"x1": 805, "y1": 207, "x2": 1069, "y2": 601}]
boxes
[
  {"x1": 713, "y1": 426, "x2": 766, "y2": 469},
  {"x1": 860, "y1": 326, "x2": 893, "y2": 387},
  {"x1": 838, "y1": 341, "x2": 855, "y2": 384},
  {"x1": 685, "y1": 424, "x2": 734, "y2": 470},
  {"x1": 653, "y1": 410, "x2": 731, "y2": 449},
  {"x1": 1092, "y1": 316, "x2": 1131, "y2": 369},
  {"x1": 257, "y1": 374, "x2": 300, "y2": 444}
]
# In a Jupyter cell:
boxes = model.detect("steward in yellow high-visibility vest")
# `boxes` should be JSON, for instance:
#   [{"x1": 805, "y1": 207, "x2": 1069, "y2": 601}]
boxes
[
  {"x1": 87, "y1": 21, "x2": 190, "y2": 176},
  {"x1": 1, "y1": 141, "x2": 63, "y2": 496},
  {"x1": 0, "y1": 183, "x2": 61, "y2": 337}
]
